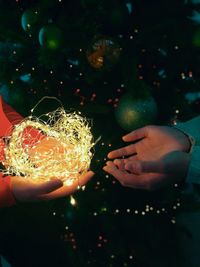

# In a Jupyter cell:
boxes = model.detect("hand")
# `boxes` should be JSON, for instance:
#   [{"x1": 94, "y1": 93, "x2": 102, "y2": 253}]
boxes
[
  {"x1": 10, "y1": 171, "x2": 94, "y2": 202},
  {"x1": 28, "y1": 137, "x2": 73, "y2": 165},
  {"x1": 103, "y1": 125, "x2": 191, "y2": 190}
]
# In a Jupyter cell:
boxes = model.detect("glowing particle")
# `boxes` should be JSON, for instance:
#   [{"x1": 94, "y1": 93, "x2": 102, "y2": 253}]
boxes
[
  {"x1": 171, "y1": 219, "x2": 176, "y2": 224},
  {"x1": 70, "y1": 196, "x2": 76, "y2": 206}
]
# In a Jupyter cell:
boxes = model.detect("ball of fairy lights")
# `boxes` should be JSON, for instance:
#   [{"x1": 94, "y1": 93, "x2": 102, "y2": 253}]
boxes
[{"x1": 3, "y1": 108, "x2": 94, "y2": 185}]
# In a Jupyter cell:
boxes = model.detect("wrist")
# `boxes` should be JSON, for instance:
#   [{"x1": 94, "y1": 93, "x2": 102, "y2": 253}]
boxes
[{"x1": 172, "y1": 126, "x2": 193, "y2": 153}]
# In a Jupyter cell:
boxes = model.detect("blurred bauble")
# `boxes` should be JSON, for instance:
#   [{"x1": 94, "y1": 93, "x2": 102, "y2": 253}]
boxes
[
  {"x1": 87, "y1": 36, "x2": 121, "y2": 70},
  {"x1": 38, "y1": 25, "x2": 63, "y2": 50},
  {"x1": 108, "y1": 4, "x2": 130, "y2": 31},
  {"x1": 0, "y1": 84, "x2": 10, "y2": 103},
  {"x1": 115, "y1": 94, "x2": 157, "y2": 131},
  {"x1": 190, "y1": 0, "x2": 200, "y2": 4},
  {"x1": 193, "y1": 28, "x2": 200, "y2": 47},
  {"x1": 21, "y1": 8, "x2": 40, "y2": 32}
]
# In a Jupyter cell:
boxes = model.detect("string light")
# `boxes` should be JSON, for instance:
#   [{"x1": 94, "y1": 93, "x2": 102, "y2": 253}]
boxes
[
  {"x1": 70, "y1": 195, "x2": 77, "y2": 206},
  {"x1": 2, "y1": 103, "x2": 95, "y2": 185}
]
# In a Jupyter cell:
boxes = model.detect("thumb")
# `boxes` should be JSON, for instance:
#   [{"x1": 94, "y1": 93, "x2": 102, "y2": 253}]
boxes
[
  {"x1": 125, "y1": 160, "x2": 162, "y2": 174},
  {"x1": 29, "y1": 179, "x2": 63, "y2": 196},
  {"x1": 11, "y1": 177, "x2": 64, "y2": 202},
  {"x1": 78, "y1": 171, "x2": 94, "y2": 187}
]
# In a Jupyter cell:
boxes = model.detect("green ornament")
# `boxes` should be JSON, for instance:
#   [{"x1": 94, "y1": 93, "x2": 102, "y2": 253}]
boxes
[
  {"x1": 115, "y1": 94, "x2": 157, "y2": 131},
  {"x1": 193, "y1": 28, "x2": 200, "y2": 47},
  {"x1": 38, "y1": 25, "x2": 63, "y2": 50},
  {"x1": 109, "y1": 5, "x2": 129, "y2": 31},
  {"x1": 21, "y1": 8, "x2": 40, "y2": 32}
]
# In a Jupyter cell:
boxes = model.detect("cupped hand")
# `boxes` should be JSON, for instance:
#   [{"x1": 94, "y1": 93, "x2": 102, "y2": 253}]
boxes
[
  {"x1": 10, "y1": 171, "x2": 94, "y2": 202},
  {"x1": 103, "y1": 151, "x2": 190, "y2": 190}
]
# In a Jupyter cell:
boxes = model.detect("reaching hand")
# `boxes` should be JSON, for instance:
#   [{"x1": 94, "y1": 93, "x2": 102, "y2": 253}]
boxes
[
  {"x1": 10, "y1": 171, "x2": 94, "y2": 202},
  {"x1": 103, "y1": 125, "x2": 191, "y2": 190}
]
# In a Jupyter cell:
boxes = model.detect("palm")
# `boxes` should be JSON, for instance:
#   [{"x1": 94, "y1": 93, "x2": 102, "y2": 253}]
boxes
[
  {"x1": 108, "y1": 126, "x2": 190, "y2": 161},
  {"x1": 10, "y1": 171, "x2": 94, "y2": 202},
  {"x1": 105, "y1": 126, "x2": 190, "y2": 190},
  {"x1": 134, "y1": 126, "x2": 190, "y2": 161}
]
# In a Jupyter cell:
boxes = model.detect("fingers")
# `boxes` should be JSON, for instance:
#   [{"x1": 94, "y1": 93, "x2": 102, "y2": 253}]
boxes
[
  {"x1": 103, "y1": 161, "x2": 127, "y2": 180},
  {"x1": 107, "y1": 127, "x2": 148, "y2": 159},
  {"x1": 103, "y1": 161, "x2": 143, "y2": 189},
  {"x1": 107, "y1": 144, "x2": 137, "y2": 159},
  {"x1": 78, "y1": 171, "x2": 94, "y2": 187},
  {"x1": 122, "y1": 127, "x2": 148, "y2": 142},
  {"x1": 103, "y1": 161, "x2": 168, "y2": 191},
  {"x1": 113, "y1": 159, "x2": 126, "y2": 170},
  {"x1": 29, "y1": 179, "x2": 63, "y2": 196},
  {"x1": 36, "y1": 171, "x2": 94, "y2": 200},
  {"x1": 125, "y1": 160, "x2": 163, "y2": 174}
]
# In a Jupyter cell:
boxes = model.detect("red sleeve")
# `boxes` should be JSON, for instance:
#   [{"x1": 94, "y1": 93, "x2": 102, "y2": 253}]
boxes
[
  {"x1": 0, "y1": 96, "x2": 23, "y2": 137},
  {"x1": 0, "y1": 96, "x2": 46, "y2": 207},
  {"x1": 0, "y1": 96, "x2": 45, "y2": 146},
  {"x1": 0, "y1": 96, "x2": 18, "y2": 207}
]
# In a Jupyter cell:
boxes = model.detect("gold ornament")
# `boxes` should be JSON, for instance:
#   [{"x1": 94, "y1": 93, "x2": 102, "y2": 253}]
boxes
[{"x1": 87, "y1": 36, "x2": 121, "y2": 70}]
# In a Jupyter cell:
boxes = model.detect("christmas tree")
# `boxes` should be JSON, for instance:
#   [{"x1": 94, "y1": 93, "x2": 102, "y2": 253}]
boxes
[{"x1": 0, "y1": 0, "x2": 199, "y2": 266}]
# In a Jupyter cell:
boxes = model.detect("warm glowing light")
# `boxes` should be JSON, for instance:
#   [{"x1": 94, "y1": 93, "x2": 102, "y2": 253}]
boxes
[
  {"x1": 70, "y1": 195, "x2": 77, "y2": 206},
  {"x1": 3, "y1": 107, "x2": 94, "y2": 185}
]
